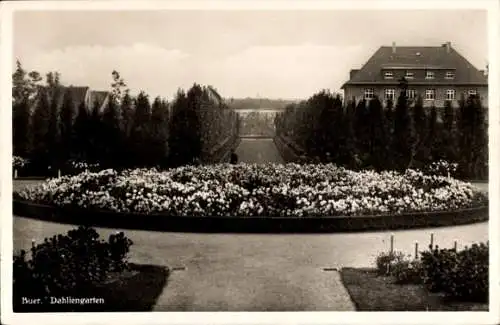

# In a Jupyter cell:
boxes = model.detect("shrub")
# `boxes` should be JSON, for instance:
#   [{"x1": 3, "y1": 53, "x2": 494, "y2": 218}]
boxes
[
  {"x1": 375, "y1": 250, "x2": 423, "y2": 284},
  {"x1": 375, "y1": 251, "x2": 406, "y2": 275},
  {"x1": 13, "y1": 226, "x2": 133, "y2": 301},
  {"x1": 420, "y1": 242, "x2": 488, "y2": 302},
  {"x1": 447, "y1": 242, "x2": 489, "y2": 301},
  {"x1": 391, "y1": 258, "x2": 423, "y2": 285}
]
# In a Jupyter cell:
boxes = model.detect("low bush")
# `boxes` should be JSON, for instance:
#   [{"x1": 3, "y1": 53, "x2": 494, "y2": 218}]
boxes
[
  {"x1": 374, "y1": 251, "x2": 422, "y2": 285},
  {"x1": 391, "y1": 259, "x2": 423, "y2": 285},
  {"x1": 375, "y1": 241, "x2": 489, "y2": 302},
  {"x1": 420, "y1": 243, "x2": 488, "y2": 302},
  {"x1": 13, "y1": 226, "x2": 133, "y2": 301},
  {"x1": 375, "y1": 251, "x2": 405, "y2": 275}
]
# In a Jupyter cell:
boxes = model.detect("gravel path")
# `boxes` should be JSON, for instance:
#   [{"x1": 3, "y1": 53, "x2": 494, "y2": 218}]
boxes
[
  {"x1": 235, "y1": 138, "x2": 284, "y2": 164},
  {"x1": 13, "y1": 216, "x2": 487, "y2": 311}
]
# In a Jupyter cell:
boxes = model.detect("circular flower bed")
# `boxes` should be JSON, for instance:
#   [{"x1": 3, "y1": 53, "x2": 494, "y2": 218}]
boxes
[{"x1": 14, "y1": 163, "x2": 488, "y2": 218}]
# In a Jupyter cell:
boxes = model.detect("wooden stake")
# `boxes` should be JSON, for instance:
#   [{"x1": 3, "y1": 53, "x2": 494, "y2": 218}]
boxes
[
  {"x1": 430, "y1": 233, "x2": 434, "y2": 250},
  {"x1": 454, "y1": 240, "x2": 457, "y2": 251},
  {"x1": 390, "y1": 233, "x2": 394, "y2": 255},
  {"x1": 415, "y1": 241, "x2": 419, "y2": 260}
]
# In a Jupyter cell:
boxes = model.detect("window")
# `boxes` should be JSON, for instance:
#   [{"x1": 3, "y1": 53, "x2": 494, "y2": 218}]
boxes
[
  {"x1": 406, "y1": 89, "x2": 416, "y2": 99},
  {"x1": 405, "y1": 71, "x2": 414, "y2": 79},
  {"x1": 384, "y1": 71, "x2": 394, "y2": 79},
  {"x1": 445, "y1": 71, "x2": 455, "y2": 79},
  {"x1": 468, "y1": 89, "x2": 477, "y2": 97},
  {"x1": 446, "y1": 89, "x2": 456, "y2": 100},
  {"x1": 385, "y1": 89, "x2": 396, "y2": 101},
  {"x1": 425, "y1": 89, "x2": 435, "y2": 100},
  {"x1": 364, "y1": 88, "x2": 375, "y2": 100},
  {"x1": 425, "y1": 71, "x2": 435, "y2": 79}
]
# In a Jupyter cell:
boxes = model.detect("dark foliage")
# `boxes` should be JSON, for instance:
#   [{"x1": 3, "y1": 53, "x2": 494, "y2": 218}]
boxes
[{"x1": 13, "y1": 226, "x2": 133, "y2": 301}]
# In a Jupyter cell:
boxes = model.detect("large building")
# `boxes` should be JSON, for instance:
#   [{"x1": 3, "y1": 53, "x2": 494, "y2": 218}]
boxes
[{"x1": 341, "y1": 42, "x2": 488, "y2": 107}]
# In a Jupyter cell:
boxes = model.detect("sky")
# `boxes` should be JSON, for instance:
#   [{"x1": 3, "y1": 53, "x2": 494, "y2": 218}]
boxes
[{"x1": 13, "y1": 10, "x2": 488, "y2": 100}]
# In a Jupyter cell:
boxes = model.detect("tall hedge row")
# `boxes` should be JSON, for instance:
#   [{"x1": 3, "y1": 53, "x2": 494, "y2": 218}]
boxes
[
  {"x1": 12, "y1": 63, "x2": 238, "y2": 172},
  {"x1": 275, "y1": 90, "x2": 488, "y2": 180}
]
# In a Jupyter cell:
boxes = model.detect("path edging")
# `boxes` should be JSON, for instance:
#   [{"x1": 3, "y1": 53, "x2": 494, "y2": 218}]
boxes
[{"x1": 13, "y1": 199, "x2": 488, "y2": 233}]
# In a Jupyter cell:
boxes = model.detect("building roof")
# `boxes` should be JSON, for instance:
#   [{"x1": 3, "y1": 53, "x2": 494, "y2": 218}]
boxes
[
  {"x1": 342, "y1": 43, "x2": 487, "y2": 88},
  {"x1": 31, "y1": 86, "x2": 110, "y2": 113},
  {"x1": 65, "y1": 86, "x2": 90, "y2": 108},
  {"x1": 89, "y1": 90, "x2": 109, "y2": 110}
]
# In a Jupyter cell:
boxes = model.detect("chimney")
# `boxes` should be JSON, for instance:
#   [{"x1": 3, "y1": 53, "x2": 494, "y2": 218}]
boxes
[
  {"x1": 443, "y1": 41, "x2": 451, "y2": 53},
  {"x1": 392, "y1": 42, "x2": 396, "y2": 54}
]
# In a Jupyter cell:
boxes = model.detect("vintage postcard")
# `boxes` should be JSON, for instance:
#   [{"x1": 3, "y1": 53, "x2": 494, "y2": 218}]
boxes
[{"x1": 1, "y1": 0, "x2": 499, "y2": 324}]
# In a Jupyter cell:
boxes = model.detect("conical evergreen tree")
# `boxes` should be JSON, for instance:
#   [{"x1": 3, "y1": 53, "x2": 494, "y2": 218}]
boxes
[
  {"x1": 367, "y1": 96, "x2": 389, "y2": 170},
  {"x1": 442, "y1": 99, "x2": 458, "y2": 163},
  {"x1": 31, "y1": 89, "x2": 51, "y2": 171},
  {"x1": 129, "y1": 91, "x2": 152, "y2": 166},
  {"x1": 47, "y1": 87, "x2": 62, "y2": 171},
  {"x1": 392, "y1": 89, "x2": 414, "y2": 171},
  {"x1": 412, "y1": 95, "x2": 427, "y2": 167},
  {"x1": 87, "y1": 101, "x2": 103, "y2": 163},
  {"x1": 58, "y1": 89, "x2": 75, "y2": 163},
  {"x1": 101, "y1": 97, "x2": 122, "y2": 167},
  {"x1": 150, "y1": 96, "x2": 169, "y2": 166},
  {"x1": 353, "y1": 99, "x2": 370, "y2": 166},
  {"x1": 13, "y1": 98, "x2": 31, "y2": 157},
  {"x1": 73, "y1": 101, "x2": 90, "y2": 161}
]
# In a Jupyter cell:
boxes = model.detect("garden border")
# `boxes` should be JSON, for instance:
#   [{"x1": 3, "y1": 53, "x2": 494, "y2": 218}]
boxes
[{"x1": 13, "y1": 199, "x2": 488, "y2": 233}]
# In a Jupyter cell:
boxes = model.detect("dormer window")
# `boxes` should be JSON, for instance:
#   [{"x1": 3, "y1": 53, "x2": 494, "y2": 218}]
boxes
[
  {"x1": 384, "y1": 71, "x2": 394, "y2": 79},
  {"x1": 405, "y1": 71, "x2": 414, "y2": 79},
  {"x1": 425, "y1": 71, "x2": 435, "y2": 79},
  {"x1": 445, "y1": 71, "x2": 455, "y2": 79}
]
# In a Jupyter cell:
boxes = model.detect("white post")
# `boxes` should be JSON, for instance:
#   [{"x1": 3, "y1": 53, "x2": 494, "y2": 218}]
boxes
[
  {"x1": 14, "y1": 169, "x2": 18, "y2": 179},
  {"x1": 58, "y1": 169, "x2": 61, "y2": 178}
]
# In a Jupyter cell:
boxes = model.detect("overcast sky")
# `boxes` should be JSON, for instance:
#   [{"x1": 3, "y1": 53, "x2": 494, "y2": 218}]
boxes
[{"x1": 13, "y1": 10, "x2": 487, "y2": 100}]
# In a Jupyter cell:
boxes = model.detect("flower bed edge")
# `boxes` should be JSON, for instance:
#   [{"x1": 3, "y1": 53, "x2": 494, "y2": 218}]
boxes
[{"x1": 13, "y1": 199, "x2": 489, "y2": 233}]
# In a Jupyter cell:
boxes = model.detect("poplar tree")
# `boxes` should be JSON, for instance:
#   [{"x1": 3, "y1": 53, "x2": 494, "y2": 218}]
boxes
[
  {"x1": 59, "y1": 89, "x2": 75, "y2": 162},
  {"x1": 392, "y1": 89, "x2": 414, "y2": 171}
]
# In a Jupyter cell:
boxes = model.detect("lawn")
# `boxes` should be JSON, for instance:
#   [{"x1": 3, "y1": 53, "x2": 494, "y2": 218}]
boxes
[
  {"x1": 14, "y1": 263, "x2": 169, "y2": 312},
  {"x1": 340, "y1": 268, "x2": 488, "y2": 311}
]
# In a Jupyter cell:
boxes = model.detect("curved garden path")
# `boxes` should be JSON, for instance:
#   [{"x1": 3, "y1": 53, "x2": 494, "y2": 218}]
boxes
[{"x1": 12, "y1": 139, "x2": 489, "y2": 311}]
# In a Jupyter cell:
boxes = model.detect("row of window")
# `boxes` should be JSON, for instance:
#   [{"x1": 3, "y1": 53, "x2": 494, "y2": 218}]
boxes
[
  {"x1": 383, "y1": 71, "x2": 455, "y2": 80},
  {"x1": 364, "y1": 88, "x2": 477, "y2": 101}
]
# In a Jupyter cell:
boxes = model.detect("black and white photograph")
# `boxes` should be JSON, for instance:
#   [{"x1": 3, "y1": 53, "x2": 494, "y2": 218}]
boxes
[{"x1": 1, "y1": 1, "x2": 499, "y2": 324}]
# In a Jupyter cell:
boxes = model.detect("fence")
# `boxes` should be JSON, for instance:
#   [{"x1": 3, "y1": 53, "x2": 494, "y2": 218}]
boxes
[{"x1": 387, "y1": 232, "x2": 460, "y2": 261}]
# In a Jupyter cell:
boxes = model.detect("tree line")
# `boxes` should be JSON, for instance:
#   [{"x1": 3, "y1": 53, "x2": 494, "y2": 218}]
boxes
[
  {"x1": 12, "y1": 61, "x2": 238, "y2": 174},
  {"x1": 275, "y1": 89, "x2": 488, "y2": 180}
]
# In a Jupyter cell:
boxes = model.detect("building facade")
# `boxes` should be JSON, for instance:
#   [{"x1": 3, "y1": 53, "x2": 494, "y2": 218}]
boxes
[{"x1": 341, "y1": 42, "x2": 488, "y2": 108}]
